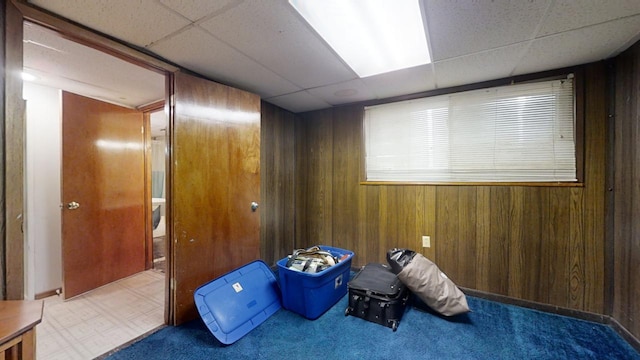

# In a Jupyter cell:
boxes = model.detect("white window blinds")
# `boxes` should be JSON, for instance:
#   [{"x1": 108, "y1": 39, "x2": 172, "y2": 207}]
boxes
[{"x1": 365, "y1": 77, "x2": 576, "y2": 182}]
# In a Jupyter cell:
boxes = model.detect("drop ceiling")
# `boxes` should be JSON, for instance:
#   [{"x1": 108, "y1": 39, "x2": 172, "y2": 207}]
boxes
[{"x1": 24, "y1": 0, "x2": 640, "y2": 114}]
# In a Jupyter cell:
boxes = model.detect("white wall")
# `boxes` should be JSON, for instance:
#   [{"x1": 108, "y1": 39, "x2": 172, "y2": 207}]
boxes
[{"x1": 24, "y1": 82, "x2": 62, "y2": 299}]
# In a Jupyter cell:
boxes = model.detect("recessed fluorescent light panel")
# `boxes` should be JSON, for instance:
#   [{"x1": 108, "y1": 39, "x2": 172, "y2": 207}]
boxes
[{"x1": 289, "y1": 0, "x2": 431, "y2": 78}]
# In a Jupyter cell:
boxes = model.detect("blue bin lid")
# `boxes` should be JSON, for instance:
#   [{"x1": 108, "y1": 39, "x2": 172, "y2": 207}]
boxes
[{"x1": 194, "y1": 260, "x2": 281, "y2": 345}]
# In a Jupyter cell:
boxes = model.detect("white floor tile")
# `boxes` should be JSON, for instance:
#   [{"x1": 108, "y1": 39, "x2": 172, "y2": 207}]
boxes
[{"x1": 36, "y1": 270, "x2": 165, "y2": 359}]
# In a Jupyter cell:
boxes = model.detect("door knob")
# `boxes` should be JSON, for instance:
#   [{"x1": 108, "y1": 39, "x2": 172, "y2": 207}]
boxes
[
  {"x1": 251, "y1": 202, "x2": 259, "y2": 212},
  {"x1": 67, "y1": 201, "x2": 80, "y2": 210}
]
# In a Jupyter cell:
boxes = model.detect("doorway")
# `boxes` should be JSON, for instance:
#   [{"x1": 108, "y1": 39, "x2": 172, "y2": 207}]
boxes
[
  {"x1": 150, "y1": 109, "x2": 167, "y2": 273},
  {"x1": 23, "y1": 15, "x2": 167, "y2": 331},
  {"x1": 12, "y1": 1, "x2": 262, "y2": 331}
]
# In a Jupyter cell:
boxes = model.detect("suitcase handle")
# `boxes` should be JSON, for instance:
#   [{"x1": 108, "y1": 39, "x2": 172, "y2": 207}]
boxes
[{"x1": 364, "y1": 290, "x2": 371, "y2": 309}]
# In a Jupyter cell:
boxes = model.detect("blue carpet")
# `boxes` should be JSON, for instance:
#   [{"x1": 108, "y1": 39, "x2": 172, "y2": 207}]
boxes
[{"x1": 106, "y1": 295, "x2": 640, "y2": 360}]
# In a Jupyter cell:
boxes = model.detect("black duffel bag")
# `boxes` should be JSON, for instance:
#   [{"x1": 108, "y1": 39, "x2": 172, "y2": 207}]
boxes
[{"x1": 386, "y1": 248, "x2": 417, "y2": 274}]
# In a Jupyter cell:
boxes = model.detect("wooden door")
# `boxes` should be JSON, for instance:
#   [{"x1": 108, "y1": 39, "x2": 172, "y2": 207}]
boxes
[
  {"x1": 61, "y1": 91, "x2": 146, "y2": 299},
  {"x1": 171, "y1": 72, "x2": 261, "y2": 325}
]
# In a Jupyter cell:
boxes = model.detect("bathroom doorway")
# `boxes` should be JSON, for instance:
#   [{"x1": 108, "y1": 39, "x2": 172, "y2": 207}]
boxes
[{"x1": 150, "y1": 109, "x2": 167, "y2": 273}]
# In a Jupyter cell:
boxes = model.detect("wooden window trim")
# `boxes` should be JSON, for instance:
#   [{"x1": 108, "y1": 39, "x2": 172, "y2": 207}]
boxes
[{"x1": 360, "y1": 181, "x2": 585, "y2": 187}]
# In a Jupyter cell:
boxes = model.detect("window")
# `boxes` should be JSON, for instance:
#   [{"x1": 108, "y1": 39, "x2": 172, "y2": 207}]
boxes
[{"x1": 364, "y1": 76, "x2": 576, "y2": 182}]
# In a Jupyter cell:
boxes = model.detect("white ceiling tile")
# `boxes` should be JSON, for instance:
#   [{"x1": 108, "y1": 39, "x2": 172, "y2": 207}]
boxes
[
  {"x1": 361, "y1": 65, "x2": 436, "y2": 99},
  {"x1": 306, "y1": 79, "x2": 375, "y2": 106},
  {"x1": 23, "y1": 0, "x2": 640, "y2": 114},
  {"x1": 23, "y1": 23, "x2": 164, "y2": 108},
  {"x1": 265, "y1": 91, "x2": 331, "y2": 113},
  {"x1": 539, "y1": 0, "x2": 640, "y2": 36},
  {"x1": 434, "y1": 42, "x2": 528, "y2": 89},
  {"x1": 148, "y1": 26, "x2": 300, "y2": 98},
  {"x1": 159, "y1": 0, "x2": 240, "y2": 22},
  {"x1": 29, "y1": 0, "x2": 190, "y2": 47},
  {"x1": 198, "y1": 0, "x2": 357, "y2": 89},
  {"x1": 424, "y1": 0, "x2": 551, "y2": 61},
  {"x1": 514, "y1": 16, "x2": 640, "y2": 75}
]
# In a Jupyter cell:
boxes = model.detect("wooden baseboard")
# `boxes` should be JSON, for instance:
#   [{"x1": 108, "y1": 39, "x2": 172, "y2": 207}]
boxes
[
  {"x1": 461, "y1": 287, "x2": 640, "y2": 353},
  {"x1": 35, "y1": 288, "x2": 61, "y2": 300},
  {"x1": 460, "y1": 287, "x2": 609, "y2": 323},
  {"x1": 608, "y1": 317, "x2": 640, "y2": 353}
]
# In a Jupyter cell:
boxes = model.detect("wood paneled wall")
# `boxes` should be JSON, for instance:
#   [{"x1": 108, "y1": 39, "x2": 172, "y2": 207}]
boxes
[
  {"x1": 3, "y1": 0, "x2": 25, "y2": 300},
  {"x1": 260, "y1": 101, "x2": 296, "y2": 265},
  {"x1": 289, "y1": 63, "x2": 608, "y2": 314},
  {"x1": 613, "y1": 42, "x2": 640, "y2": 340},
  {"x1": 0, "y1": 0, "x2": 6, "y2": 299}
]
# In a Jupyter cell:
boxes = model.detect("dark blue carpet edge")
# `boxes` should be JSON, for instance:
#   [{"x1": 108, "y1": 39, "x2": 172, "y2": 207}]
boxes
[{"x1": 104, "y1": 294, "x2": 640, "y2": 360}]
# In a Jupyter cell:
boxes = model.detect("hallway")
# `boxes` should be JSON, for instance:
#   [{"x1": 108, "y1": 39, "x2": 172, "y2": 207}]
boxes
[{"x1": 37, "y1": 270, "x2": 164, "y2": 359}]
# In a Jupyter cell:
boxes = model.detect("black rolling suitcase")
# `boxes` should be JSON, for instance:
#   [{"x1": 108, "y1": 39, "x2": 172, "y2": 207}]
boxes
[{"x1": 344, "y1": 263, "x2": 410, "y2": 331}]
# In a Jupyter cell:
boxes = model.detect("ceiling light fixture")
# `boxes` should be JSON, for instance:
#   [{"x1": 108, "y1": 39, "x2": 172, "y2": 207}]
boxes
[{"x1": 289, "y1": 0, "x2": 431, "y2": 78}]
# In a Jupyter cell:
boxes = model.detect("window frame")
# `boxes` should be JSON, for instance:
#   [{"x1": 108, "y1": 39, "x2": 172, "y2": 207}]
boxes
[{"x1": 359, "y1": 68, "x2": 585, "y2": 187}]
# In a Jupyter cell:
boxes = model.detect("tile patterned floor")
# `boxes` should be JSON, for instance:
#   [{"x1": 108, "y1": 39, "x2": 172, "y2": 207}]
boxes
[{"x1": 37, "y1": 270, "x2": 165, "y2": 359}]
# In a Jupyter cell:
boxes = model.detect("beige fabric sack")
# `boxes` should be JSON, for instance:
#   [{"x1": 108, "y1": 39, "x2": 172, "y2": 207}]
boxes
[{"x1": 397, "y1": 253, "x2": 470, "y2": 316}]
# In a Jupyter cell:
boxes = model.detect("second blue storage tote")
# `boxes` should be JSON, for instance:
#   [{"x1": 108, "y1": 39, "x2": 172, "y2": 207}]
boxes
[{"x1": 277, "y1": 245, "x2": 354, "y2": 320}]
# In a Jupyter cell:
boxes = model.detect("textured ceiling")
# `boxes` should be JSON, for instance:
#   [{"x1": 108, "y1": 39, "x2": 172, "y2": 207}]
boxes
[{"x1": 24, "y1": 0, "x2": 640, "y2": 114}]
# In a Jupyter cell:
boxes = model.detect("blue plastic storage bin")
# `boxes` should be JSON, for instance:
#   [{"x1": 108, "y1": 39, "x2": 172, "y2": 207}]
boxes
[{"x1": 277, "y1": 245, "x2": 354, "y2": 319}]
